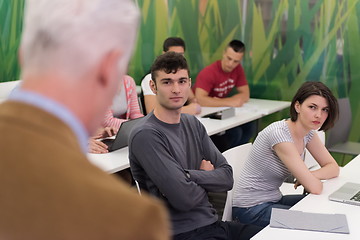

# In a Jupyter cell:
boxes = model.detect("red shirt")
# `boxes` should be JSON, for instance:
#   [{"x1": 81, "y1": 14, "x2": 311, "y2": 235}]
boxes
[{"x1": 194, "y1": 60, "x2": 247, "y2": 98}]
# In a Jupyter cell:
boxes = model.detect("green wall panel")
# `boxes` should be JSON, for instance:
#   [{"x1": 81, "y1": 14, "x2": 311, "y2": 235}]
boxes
[
  {"x1": 0, "y1": 0, "x2": 24, "y2": 83},
  {"x1": 1, "y1": 0, "x2": 359, "y2": 143}
]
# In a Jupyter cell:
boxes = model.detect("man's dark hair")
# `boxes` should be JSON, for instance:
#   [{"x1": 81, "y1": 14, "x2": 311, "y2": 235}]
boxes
[
  {"x1": 290, "y1": 81, "x2": 339, "y2": 131},
  {"x1": 228, "y1": 40, "x2": 245, "y2": 53},
  {"x1": 151, "y1": 52, "x2": 189, "y2": 84},
  {"x1": 163, "y1": 37, "x2": 186, "y2": 52}
]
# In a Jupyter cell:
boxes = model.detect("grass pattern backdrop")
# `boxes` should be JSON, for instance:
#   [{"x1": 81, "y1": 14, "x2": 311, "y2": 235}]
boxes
[{"x1": 1, "y1": 0, "x2": 359, "y2": 164}]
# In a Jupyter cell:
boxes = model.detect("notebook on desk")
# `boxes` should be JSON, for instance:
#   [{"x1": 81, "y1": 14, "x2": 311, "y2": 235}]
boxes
[
  {"x1": 101, "y1": 117, "x2": 143, "y2": 152},
  {"x1": 329, "y1": 182, "x2": 360, "y2": 206},
  {"x1": 270, "y1": 208, "x2": 349, "y2": 234}
]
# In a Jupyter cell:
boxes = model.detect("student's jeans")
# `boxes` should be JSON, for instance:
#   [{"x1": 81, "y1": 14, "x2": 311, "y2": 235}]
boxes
[{"x1": 232, "y1": 194, "x2": 306, "y2": 227}]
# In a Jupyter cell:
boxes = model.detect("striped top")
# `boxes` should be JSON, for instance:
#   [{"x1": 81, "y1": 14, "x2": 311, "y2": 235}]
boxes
[
  {"x1": 102, "y1": 75, "x2": 143, "y2": 130},
  {"x1": 232, "y1": 120, "x2": 314, "y2": 208}
]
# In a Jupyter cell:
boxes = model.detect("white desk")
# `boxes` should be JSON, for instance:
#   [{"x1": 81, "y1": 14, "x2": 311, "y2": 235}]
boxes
[
  {"x1": 88, "y1": 147, "x2": 130, "y2": 174},
  {"x1": 198, "y1": 98, "x2": 290, "y2": 136},
  {"x1": 88, "y1": 98, "x2": 290, "y2": 173},
  {"x1": 244, "y1": 98, "x2": 292, "y2": 115},
  {"x1": 252, "y1": 154, "x2": 360, "y2": 240}
]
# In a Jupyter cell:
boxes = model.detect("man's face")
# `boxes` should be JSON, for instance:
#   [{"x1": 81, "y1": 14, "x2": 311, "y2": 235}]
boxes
[
  {"x1": 166, "y1": 46, "x2": 185, "y2": 55},
  {"x1": 151, "y1": 69, "x2": 190, "y2": 111},
  {"x1": 221, "y1": 47, "x2": 244, "y2": 73}
]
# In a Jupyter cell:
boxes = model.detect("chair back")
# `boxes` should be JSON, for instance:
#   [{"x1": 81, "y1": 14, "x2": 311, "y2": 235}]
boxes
[
  {"x1": 326, "y1": 98, "x2": 352, "y2": 148},
  {"x1": 221, "y1": 142, "x2": 252, "y2": 221},
  {"x1": 0, "y1": 80, "x2": 21, "y2": 102},
  {"x1": 137, "y1": 90, "x2": 147, "y2": 115}
]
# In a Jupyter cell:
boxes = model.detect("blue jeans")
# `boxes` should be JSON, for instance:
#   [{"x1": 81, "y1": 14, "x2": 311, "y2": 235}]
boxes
[{"x1": 232, "y1": 194, "x2": 306, "y2": 227}]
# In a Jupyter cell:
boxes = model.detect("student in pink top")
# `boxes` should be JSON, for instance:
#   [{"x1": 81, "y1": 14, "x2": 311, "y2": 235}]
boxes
[
  {"x1": 89, "y1": 75, "x2": 143, "y2": 154},
  {"x1": 102, "y1": 75, "x2": 143, "y2": 129}
]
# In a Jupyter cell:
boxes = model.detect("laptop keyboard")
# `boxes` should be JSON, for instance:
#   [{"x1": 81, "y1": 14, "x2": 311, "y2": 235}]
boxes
[{"x1": 350, "y1": 191, "x2": 360, "y2": 202}]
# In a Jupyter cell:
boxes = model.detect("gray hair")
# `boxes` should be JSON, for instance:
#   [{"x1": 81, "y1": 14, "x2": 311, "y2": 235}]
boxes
[{"x1": 20, "y1": 0, "x2": 140, "y2": 79}]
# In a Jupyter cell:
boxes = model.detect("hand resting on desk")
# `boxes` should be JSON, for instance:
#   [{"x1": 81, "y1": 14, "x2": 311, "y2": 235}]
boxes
[{"x1": 88, "y1": 127, "x2": 117, "y2": 154}]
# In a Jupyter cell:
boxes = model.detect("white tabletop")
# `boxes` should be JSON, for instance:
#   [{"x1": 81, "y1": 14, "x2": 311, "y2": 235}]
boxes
[
  {"x1": 252, "y1": 155, "x2": 360, "y2": 240},
  {"x1": 244, "y1": 98, "x2": 292, "y2": 115},
  {"x1": 88, "y1": 98, "x2": 290, "y2": 173},
  {"x1": 197, "y1": 98, "x2": 290, "y2": 136},
  {"x1": 88, "y1": 147, "x2": 130, "y2": 174},
  {"x1": 198, "y1": 110, "x2": 261, "y2": 136}
]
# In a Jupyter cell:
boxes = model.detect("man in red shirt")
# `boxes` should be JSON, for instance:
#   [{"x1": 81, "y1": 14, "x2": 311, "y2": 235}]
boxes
[{"x1": 194, "y1": 40, "x2": 255, "y2": 152}]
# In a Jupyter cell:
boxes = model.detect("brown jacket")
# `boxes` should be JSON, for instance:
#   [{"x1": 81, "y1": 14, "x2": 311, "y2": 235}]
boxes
[{"x1": 0, "y1": 101, "x2": 169, "y2": 240}]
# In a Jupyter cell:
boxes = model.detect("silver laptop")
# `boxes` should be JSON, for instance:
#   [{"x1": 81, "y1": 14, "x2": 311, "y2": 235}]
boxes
[
  {"x1": 329, "y1": 182, "x2": 360, "y2": 206},
  {"x1": 101, "y1": 117, "x2": 143, "y2": 152}
]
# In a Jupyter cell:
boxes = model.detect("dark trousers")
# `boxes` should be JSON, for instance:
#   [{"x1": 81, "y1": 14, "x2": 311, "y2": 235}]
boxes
[
  {"x1": 112, "y1": 168, "x2": 134, "y2": 186},
  {"x1": 211, "y1": 121, "x2": 257, "y2": 152},
  {"x1": 173, "y1": 221, "x2": 262, "y2": 240}
]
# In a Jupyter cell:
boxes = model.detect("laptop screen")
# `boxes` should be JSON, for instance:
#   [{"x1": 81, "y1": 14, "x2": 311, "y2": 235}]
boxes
[{"x1": 102, "y1": 117, "x2": 143, "y2": 152}]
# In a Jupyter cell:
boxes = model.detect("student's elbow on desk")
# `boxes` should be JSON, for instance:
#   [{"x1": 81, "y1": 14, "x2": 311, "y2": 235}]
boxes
[
  {"x1": 331, "y1": 163, "x2": 340, "y2": 178},
  {"x1": 305, "y1": 181, "x2": 323, "y2": 195}
]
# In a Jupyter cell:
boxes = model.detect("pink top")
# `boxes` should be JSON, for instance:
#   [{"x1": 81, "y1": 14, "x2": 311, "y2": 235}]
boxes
[
  {"x1": 102, "y1": 75, "x2": 143, "y2": 130},
  {"x1": 194, "y1": 60, "x2": 247, "y2": 98}
]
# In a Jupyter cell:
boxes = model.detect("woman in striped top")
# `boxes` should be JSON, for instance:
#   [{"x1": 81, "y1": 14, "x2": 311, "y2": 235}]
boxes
[{"x1": 232, "y1": 82, "x2": 340, "y2": 227}]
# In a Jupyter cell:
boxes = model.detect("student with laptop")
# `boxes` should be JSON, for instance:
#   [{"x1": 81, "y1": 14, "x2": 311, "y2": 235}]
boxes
[
  {"x1": 232, "y1": 81, "x2": 340, "y2": 227},
  {"x1": 329, "y1": 182, "x2": 360, "y2": 206},
  {"x1": 89, "y1": 74, "x2": 143, "y2": 154},
  {"x1": 88, "y1": 127, "x2": 117, "y2": 153},
  {"x1": 102, "y1": 74, "x2": 144, "y2": 129}
]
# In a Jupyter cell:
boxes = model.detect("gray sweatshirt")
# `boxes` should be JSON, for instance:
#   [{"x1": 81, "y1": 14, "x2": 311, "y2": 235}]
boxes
[{"x1": 129, "y1": 112, "x2": 233, "y2": 235}]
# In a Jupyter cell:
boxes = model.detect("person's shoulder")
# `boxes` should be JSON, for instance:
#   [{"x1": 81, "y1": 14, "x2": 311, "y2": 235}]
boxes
[
  {"x1": 196, "y1": 61, "x2": 220, "y2": 83},
  {"x1": 123, "y1": 75, "x2": 136, "y2": 84},
  {"x1": 210, "y1": 60, "x2": 221, "y2": 70},
  {"x1": 130, "y1": 114, "x2": 161, "y2": 138},
  {"x1": 180, "y1": 114, "x2": 204, "y2": 130},
  {"x1": 261, "y1": 120, "x2": 288, "y2": 135},
  {"x1": 199, "y1": 61, "x2": 219, "y2": 73},
  {"x1": 232, "y1": 63, "x2": 246, "y2": 78},
  {"x1": 181, "y1": 113, "x2": 198, "y2": 122},
  {"x1": 306, "y1": 129, "x2": 315, "y2": 142}
]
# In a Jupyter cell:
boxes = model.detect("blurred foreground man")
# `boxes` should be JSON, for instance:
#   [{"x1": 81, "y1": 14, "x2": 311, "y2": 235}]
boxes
[{"x1": 0, "y1": 0, "x2": 169, "y2": 239}]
